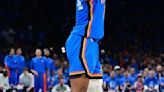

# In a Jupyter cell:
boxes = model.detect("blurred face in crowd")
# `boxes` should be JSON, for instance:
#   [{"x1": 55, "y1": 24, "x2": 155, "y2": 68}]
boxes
[
  {"x1": 63, "y1": 61, "x2": 69, "y2": 69},
  {"x1": 103, "y1": 65, "x2": 109, "y2": 73},
  {"x1": 52, "y1": 53, "x2": 59, "y2": 59},
  {"x1": 58, "y1": 69, "x2": 63, "y2": 78},
  {"x1": 110, "y1": 71, "x2": 115, "y2": 78},
  {"x1": 24, "y1": 69, "x2": 29, "y2": 76},
  {"x1": 143, "y1": 68, "x2": 149, "y2": 77},
  {"x1": 44, "y1": 49, "x2": 50, "y2": 57},
  {"x1": 138, "y1": 76, "x2": 142, "y2": 82},
  {"x1": 120, "y1": 68, "x2": 125, "y2": 74},
  {"x1": 157, "y1": 65, "x2": 162, "y2": 72},
  {"x1": 130, "y1": 68, "x2": 135, "y2": 75},
  {"x1": 16, "y1": 48, "x2": 22, "y2": 55},
  {"x1": 124, "y1": 71, "x2": 129, "y2": 78},
  {"x1": 116, "y1": 69, "x2": 121, "y2": 75},
  {"x1": 9, "y1": 48, "x2": 15, "y2": 56},
  {"x1": 131, "y1": 59, "x2": 136, "y2": 64},
  {"x1": 35, "y1": 49, "x2": 42, "y2": 57},
  {"x1": 55, "y1": 59, "x2": 60, "y2": 67},
  {"x1": 149, "y1": 70, "x2": 155, "y2": 78},
  {"x1": 59, "y1": 78, "x2": 64, "y2": 86}
]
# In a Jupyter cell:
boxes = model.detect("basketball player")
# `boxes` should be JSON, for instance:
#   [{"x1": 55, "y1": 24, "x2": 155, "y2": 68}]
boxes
[
  {"x1": 65, "y1": 0, "x2": 106, "y2": 91},
  {"x1": 30, "y1": 49, "x2": 47, "y2": 92}
]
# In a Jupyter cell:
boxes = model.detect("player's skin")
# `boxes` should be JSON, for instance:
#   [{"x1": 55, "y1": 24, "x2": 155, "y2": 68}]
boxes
[
  {"x1": 70, "y1": 74, "x2": 89, "y2": 92},
  {"x1": 68, "y1": 0, "x2": 105, "y2": 91}
]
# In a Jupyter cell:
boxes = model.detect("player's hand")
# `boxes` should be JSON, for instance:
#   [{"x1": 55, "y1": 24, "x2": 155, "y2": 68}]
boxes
[{"x1": 34, "y1": 71, "x2": 38, "y2": 76}]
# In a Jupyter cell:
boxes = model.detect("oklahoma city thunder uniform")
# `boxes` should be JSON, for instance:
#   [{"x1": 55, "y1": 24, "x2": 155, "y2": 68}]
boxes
[{"x1": 66, "y1": 0, "x2": 106, "y2": 78}]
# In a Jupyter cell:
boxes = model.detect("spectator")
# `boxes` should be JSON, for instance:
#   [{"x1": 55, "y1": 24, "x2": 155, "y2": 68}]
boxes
[
  {"x1": 0, "y1": 65, "x2": 10, "y2": 92},
  {"x1": 143, "y1": 68, "x2": 149, "y2": 79},
  {"x1": 53, "y1": 59, "x2": 61, "y2": 75},
  {"x1": 106, "y1": 71, "x2": 119, "y2": 92},
  {"x1": 51, "y1": 77, "x2": 71, "y2": 92},
  {"x1": 114, "y1": 65, "x2": 124, "y2": 91},
  {"x1": 18, "y1": 67, "x2": 34, "y2": 92},
  {"x1": 134, "y1": 74, "x2": 144, "y2": 92},
  {"x1": 4, "y1": 48, "x2": 18, "y2": 86},
  {"x1": 52, "y1": 69, "x2": 69, "y2": 86},
  {"x1": 129, "y1": 68, "x2": 137, "y2": 83},
  {"x1": 15, "y1": 48, "x2": 25, "y2": 82},
  {"x1": 62, "y1": 60, "x2": 70, "y2": 86},
  {"x1": 122, "y1": 71, "x2": 133, "y2": 92},
  {"x1": 130, "y1": 59, "x2": 139, "y2": 72},
  {"x1": 102, "y1": 65, "x2": 110, "y2": 91},
  {"x1": 159, "y1": 77, "x2": 164, "y2": 92},
  {"x1": 53, "y1": 69, "x2": 63, "y2": 86},
  {"x1": 144, "y1": 70, "x2": 159, "y2": 92},
  {"x1": 30, "y1": 49, "x2": 47, "y2": 92},
  {"x1": 62, "y1": 60, "x2": 69, "y2": 78},
  {"x1": 156, "y1": 65, "x2": 164, "y2": 80}
]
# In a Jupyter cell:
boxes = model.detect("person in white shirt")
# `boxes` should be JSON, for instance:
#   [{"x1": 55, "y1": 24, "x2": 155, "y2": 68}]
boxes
[
  {"x1": 0, "y1": 65, "x2": 10, "y2": 92},
  {"x1": 52, "y1": 77, "x2": 71, "y2": 92},
  {"x1": 17, "y1": 67, "x2": 34, "y2": 92}
]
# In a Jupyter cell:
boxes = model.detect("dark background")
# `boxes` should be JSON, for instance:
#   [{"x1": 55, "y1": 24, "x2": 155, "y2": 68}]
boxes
[{"x1": 0, "y1": 0, "x2": 164, "y2": 53}]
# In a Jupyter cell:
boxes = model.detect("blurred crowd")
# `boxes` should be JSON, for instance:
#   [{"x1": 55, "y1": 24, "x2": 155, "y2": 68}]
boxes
[
  {"x1": 0, "y1": 48, "x2": 70, "y2": 92},
  {"x1": 101, "y1": 50, "x2": 164, "y2": 92},
  {"x1": 0, "y1": 47, "x2": 164, "y2": 92}
]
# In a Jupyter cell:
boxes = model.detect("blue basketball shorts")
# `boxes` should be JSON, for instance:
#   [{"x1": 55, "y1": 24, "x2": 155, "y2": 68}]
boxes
[{"x1": 65, "y1": 33, "x2": 102, "y2": 79}]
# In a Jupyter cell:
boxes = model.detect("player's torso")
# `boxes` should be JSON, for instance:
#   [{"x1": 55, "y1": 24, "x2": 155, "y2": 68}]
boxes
[
  {"x1": 71, "y1": 0, "x2": 106, "y2": 40},
  {"x1": 33, "y1": 57, "x2": 46, "y2": 73}
]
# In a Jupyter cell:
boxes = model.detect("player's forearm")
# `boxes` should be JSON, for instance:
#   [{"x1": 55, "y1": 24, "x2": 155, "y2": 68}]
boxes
[{"x1": 30, "y1": 69, "x2": 38, "y2": 75}]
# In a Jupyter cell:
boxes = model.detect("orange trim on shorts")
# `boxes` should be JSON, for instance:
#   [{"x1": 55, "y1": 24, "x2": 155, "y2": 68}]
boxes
[
  {"x1": 92, "y1": 73, "x2": 103, "y2": 77},
  {"x1": 86, "y1": 0, "x2": 94, "y2": 37},
  {"x1": 69, "y1": 71, "x2": 85, "y2": 76},
  {"x1": 43, "y1": 73, "x2": 47, "y2": 92},
  {"x1": 81, "y1": 38, "x2": 102, "y2": 77}
]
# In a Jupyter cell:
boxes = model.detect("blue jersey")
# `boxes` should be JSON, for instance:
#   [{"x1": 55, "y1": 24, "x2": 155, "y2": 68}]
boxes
[
  {"x1": 43, "y1": 56, "x2": 54, "y2": 76},
  {"x1": 15, "y1": 55, "x2": 25, "y2": 73},
  {"x1": 31, "y1": 57, "x2": 47, "y2": 74},
  {"x1": 103, "y1": 73, "x2": 109, "y2": 82},
  {"x1": 4, "y1": 55, "x2": 18, "y2": 77},
  {"x1": 122, "y1": 77, "x2": 133, "y2": 86},
  {"x1": 129, "y1": 74, "x2": 137, "y2": 85},
  {"x1": 52, "y1": 75, "x2": 69, "y2": 86},
  {"x1": 144, "y1": 76, "x2": 159, "y2": 87},
  {"x1": 106, "y1": 78, "x2": 119, "y2": 90},
  {"x1": 71, "y1": 0, "x2": 106, "y2": 39},
  {"x1": 159, "y1": 77, "x2": 164, "y2": 91},
  {"x1": 115, "y1": 74, "x2": 124, "y2": 86}
]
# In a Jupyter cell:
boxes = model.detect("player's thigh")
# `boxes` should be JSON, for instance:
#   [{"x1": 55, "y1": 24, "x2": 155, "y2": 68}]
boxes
[{"x1": 70, "y1": 74, "x2": 89, "y2": 92}]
